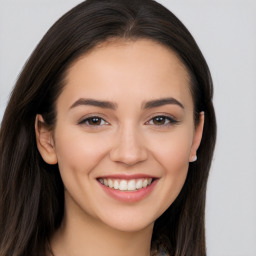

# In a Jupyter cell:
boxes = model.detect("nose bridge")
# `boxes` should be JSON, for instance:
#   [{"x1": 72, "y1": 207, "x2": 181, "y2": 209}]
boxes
[{"x1": 110, "y1": 122, "x2": 147, "y2": 165}]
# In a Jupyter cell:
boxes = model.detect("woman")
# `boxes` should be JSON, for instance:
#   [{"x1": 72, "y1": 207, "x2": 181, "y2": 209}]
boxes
[{"x1": 0, "y1": 0, "x2": 216, "y2": 255}]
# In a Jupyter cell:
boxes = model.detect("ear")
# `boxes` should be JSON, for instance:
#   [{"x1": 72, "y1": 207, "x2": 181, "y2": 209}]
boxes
[
  {"x1": 189, "y1": 112, "x2": 204, "y2": 162},
  {"x1": 35, "y1": 114, "x2": 58, "y2": 165}
]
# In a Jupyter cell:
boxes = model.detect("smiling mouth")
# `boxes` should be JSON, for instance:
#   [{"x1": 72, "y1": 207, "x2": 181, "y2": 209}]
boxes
[{"x1": 97, "y1": 178, "x2": 154, "y2": 192}]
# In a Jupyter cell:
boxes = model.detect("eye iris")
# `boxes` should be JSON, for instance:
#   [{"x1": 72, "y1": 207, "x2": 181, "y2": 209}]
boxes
[
  {"x1": 88, "y1": 117, "x2": 101, "y2": 125},
  {"x1": 153, "y1": 116, "x2": 166, "y2": 125}
]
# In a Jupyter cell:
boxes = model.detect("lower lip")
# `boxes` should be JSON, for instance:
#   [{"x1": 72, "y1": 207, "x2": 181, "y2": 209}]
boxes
[{"x1": 98, "y1": 179, "x2": 158, "y2": 203}]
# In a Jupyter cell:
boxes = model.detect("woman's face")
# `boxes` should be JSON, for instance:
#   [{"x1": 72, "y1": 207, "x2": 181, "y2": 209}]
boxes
[{"x1": 37, "y1": 39, "x2": 203, "y2": 232}]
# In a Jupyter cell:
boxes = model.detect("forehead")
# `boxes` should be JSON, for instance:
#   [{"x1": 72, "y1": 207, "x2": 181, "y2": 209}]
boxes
[{"x1": 59, "y1": 39, "x2": 193, "y2": 109}]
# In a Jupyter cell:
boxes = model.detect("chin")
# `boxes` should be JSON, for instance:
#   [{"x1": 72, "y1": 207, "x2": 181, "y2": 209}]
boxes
[
  {"x1": 105, "y1": 218, "x2": 154, "y2": 233},
  {"x1": 95, "y1": 207, "x2": 160, "y2": 233}
]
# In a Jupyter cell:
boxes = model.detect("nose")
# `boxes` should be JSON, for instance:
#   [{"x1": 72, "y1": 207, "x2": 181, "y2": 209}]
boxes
[{"x1": 109, "y1": 125, "x2": 148, "y2": 166}]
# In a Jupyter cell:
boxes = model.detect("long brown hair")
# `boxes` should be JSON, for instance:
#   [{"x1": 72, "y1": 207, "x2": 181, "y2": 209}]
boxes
[{"x1": 0, "y1": 0, "x2": 216, "y2": 255}]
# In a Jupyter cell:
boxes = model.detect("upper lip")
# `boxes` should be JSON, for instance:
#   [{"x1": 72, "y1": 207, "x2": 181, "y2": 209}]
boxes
[{"x1": 96, "y1": 174, "x2": 158, "y2": 179}]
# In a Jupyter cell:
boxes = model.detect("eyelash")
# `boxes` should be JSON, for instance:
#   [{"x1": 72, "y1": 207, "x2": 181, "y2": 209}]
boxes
[
  {"x1": 78, "y1": 116, "x2": 109, "y2": 126},
  {"x1": 78, "y1": 115, "x2": 178, "y2": 127},
  {"x1": 146, "y1": 115, "x2": 178, "y2": 126}
]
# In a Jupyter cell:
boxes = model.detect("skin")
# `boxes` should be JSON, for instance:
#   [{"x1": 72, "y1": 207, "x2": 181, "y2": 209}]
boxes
[{"x1": 36, "y1": 39, "x2": 204, "y2": 256}]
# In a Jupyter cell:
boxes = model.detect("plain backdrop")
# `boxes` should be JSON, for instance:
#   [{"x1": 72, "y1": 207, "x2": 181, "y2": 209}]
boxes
[{"x1": 0, "y1": 0, "x2": 255, "y2": 255}]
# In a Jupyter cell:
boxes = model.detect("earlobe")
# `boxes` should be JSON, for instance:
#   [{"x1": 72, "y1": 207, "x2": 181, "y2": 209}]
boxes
[
  {"x1": 35, "y1": 114, "x2": 58, "y2": 165},
  {"x1": 189, "y1": 112, "x2": 204, "y2": 162}
]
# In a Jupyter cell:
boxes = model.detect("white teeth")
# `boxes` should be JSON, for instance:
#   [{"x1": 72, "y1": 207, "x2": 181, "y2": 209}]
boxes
[
  {"x1": 135, "y1": 179, "x2": 143, "y2": 189},
  {"x1": 119, "y1": 180, "x2": 128, "y2": 191},
  {"x1": 99, "y1": 178, "x2": 153, "y2": 191},
  {"x1": 127, "y1": 179, "x2": 136, "y2": 191},
  {"x1": 114, "y1": 180, "x2": 119, "y2": 190},
  {"x1": 142, "y1": 179, "x2": 148, "y2": 188},
  {"x1": 108, "y1": 179, "x2": 114, "y2": 188}
]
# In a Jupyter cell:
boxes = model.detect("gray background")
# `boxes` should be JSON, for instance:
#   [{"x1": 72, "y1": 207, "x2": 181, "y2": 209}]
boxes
[{"x1": 0, "y1": 0, "x2": 255, "y2": 255}]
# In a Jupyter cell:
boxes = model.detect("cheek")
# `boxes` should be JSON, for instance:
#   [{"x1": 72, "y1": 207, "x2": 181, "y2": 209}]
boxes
[
  {"x1": 149, "y1": 128, "x2": 193, "y2": 171},
  {"x1": 53, "y1": 127, "x2": 110, "y2": 177},
  {"x1": 147, "y1": 128, "x2": 193, "y2": 203}
]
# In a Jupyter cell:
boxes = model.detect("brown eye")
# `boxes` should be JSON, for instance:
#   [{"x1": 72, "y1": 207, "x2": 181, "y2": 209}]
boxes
[
  {"x1": 87, "y1": 117, "x2": 102, "y2": 125},
  {"x1": 152, "y1": 116, "x2": 167, "y2": 125},
  {"x1": 79, "y1": 117, "x2": 108, "y2": 126},
  {"x1": 147, "y1": 115, "x2": 178, "y2": 126}
]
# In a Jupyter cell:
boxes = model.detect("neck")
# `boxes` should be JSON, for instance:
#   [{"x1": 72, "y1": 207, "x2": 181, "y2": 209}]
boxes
[{"x1": 50, "y1": 200, "x2": 153, "y2": 256}]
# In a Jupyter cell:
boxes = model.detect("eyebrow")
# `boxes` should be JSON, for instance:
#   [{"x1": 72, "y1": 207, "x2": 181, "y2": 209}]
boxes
[
  {"x1": 69, "y1": 97, "x2": 184, "y2": 110},
  {"x1": 70, "y1": 98, "x2": 117, "y2": 110},
  {"x1": 143, "y1": 97, "x2": 184, "y2": 109}
]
